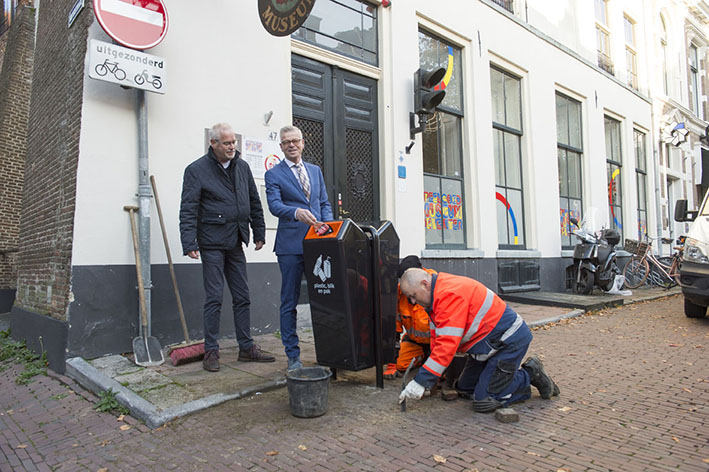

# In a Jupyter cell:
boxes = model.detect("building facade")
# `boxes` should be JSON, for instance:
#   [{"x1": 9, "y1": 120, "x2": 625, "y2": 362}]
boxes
[{"x1": 3, "y1": 0, "x2": 708, "y2": 370}]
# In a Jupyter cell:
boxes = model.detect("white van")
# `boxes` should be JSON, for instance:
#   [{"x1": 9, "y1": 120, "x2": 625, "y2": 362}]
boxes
[{"x1": 675, "y1": 192, "x2": 709, "y2": 318}]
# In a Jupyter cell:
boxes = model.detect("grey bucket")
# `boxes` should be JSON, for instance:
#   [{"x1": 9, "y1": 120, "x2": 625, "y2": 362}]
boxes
[{"x1": 286, "y1": 366, "x2": 332, "y2": 418}]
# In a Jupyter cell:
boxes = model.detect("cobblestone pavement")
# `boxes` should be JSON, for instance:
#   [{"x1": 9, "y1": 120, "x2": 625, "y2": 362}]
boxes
[{"x1": 2, "y1": 294, "x2": 708, "y2": 471}]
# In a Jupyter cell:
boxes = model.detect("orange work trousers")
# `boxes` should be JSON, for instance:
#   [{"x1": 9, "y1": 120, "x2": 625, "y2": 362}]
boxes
[{"x1": 395, "y1": 340, "x2": 430, "y2": 372}]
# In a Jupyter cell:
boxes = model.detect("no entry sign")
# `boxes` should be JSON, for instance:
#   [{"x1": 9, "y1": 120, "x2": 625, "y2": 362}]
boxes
[{"x1": 93, "y1": 0, "x2": 168, "y2": 50}]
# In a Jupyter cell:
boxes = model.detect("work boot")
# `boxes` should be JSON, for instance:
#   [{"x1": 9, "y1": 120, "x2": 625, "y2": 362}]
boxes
[
  {"x1": 203, "y1": 349, "x2": 220, "y2": 372},
  {"x1": 522, "y1": 355, "x2": 559, "y2": 399},
  {"x1": 383, "y1": 363, "x2": 401, "y2": 380},
  {"x1": 238, "y1": 344, "x2": 276, "y2": 363}
]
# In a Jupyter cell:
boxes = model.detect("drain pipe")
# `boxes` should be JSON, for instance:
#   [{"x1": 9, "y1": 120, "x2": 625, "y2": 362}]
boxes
[{"x1": 137, "y1": 89, "x2": 152, "y2": 335}]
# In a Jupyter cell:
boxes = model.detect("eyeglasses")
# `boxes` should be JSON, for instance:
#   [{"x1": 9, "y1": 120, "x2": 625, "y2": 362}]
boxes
[
  {"x1": 218, "y1": 140, "x2": 237, "y2": 147},
  {"x1": 280, "y1": 138, "x2": 302, "y2": 147}
]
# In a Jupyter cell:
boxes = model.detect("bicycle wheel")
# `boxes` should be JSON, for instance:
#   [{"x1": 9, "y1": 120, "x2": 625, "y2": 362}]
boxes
[
  {"x1": 654, "y1": 256, "x2": 677, "y2": 288},
  {"x1": 95, "y1": 64, "x2": 107, "y2": 76},
  {"x1": 623, "y1": 256, "x2": 649, "y2": 289}
]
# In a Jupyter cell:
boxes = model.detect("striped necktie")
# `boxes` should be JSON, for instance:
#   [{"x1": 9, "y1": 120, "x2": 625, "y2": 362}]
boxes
[{"x1": 296, "y1": 163, "x2": 310, "y2": 200}]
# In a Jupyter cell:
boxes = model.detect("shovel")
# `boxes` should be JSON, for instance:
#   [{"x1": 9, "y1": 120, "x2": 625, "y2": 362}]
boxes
[{"x1": 124, "y1": 205, "x2": 164, "y2": 366}]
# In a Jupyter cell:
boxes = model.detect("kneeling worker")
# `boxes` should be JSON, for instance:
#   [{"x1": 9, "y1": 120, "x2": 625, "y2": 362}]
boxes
[{"x1": 398, "y1": 268, "x2": 559, "y2": 412}]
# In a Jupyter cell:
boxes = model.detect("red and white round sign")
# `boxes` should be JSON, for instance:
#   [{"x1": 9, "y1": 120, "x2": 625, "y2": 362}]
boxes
[{"x1": 93, "y1": 0, "x2": 168, "y2": 50}]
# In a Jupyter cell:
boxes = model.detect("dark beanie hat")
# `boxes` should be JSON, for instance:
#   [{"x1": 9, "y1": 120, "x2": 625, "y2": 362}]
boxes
[{"x1": 397, "y1": 255, "x2": 422, "y2": 278}]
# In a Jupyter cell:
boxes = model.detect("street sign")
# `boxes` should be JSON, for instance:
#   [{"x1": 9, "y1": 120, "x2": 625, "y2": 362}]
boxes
[
  {"x1": 88, "y1": 39, "x2": 166, "y2": 94},
  {"x1": 93, "y1": 0, "x2": 168, "y2": 50}
]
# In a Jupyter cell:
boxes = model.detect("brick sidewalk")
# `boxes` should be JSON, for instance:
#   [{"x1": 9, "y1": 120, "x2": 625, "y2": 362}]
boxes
[{"x1": 2, "y1": 293, "x2": 708, "y2": 471}]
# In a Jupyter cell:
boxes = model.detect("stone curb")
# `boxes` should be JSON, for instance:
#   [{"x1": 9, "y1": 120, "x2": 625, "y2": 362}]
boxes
[
  {"x1": 528, "y1": 309, "x2": 585, "y2": 328},
  {"x1": 65, "y1": 357, "x2": 287, "y2": 429}
]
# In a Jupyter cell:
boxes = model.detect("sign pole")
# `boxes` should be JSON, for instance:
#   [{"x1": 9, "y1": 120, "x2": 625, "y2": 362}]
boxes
[{"x1": 137, "y1": 88, "x2": 152, "y2": 336}]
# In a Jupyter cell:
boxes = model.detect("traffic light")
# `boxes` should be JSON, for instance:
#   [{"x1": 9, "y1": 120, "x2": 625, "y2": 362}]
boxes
[{"x1": 414, "y1": 67, "x2": 446, "y2": 115}]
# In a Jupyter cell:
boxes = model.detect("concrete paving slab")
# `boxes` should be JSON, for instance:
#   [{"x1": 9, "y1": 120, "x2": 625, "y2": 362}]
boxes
[
  {"x1": 501, "y1": 291, "x2": 626, "y2": 310},
  {"x1": 170, "y1": 367, "x2": 268, "y2": 398},
  {"x1": 114, "y1": 369, "x2": 173, "y2": 392},
  {"x1": 90, "y1": 354, "x2": 142, "y2": 377},
  {"x1": 140, "y1": 383, "x2": 198, "y2": 409}
]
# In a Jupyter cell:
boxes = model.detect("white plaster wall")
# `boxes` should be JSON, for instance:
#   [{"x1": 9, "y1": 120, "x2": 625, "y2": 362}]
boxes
[
  {"x1": 74, "y1": 0, "x2": 657, "y2": 267},
  {"x1": 404, "y1": 0, "x2": 652, "y2": 257},
  {"x1": 74, "y1": 1, "x2": 292, "y2": 266}
]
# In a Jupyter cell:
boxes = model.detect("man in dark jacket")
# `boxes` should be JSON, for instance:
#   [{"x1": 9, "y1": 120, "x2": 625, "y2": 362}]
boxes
[{"x1": 180, "y1": 122, "x2": 274, "y2": 371}]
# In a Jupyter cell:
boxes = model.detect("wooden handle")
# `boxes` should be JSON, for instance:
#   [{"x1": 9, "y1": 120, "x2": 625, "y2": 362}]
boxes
[
  {"x1": 150, "y1": 175, "x2": 190, "y2": 342},
  {"x1": 125, "y1": 206, "x2": 149, "y2": 330}
]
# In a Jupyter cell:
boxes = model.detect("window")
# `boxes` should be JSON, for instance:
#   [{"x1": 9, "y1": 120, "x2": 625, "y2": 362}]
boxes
[
  {"x1": 596, "y1": 0, "x2": 613, "y2": 74},
  {"x1": 490, "y1": 0, "x2": 513, "y2": 13},
  {"x1": 634, "y1": 130, "x2": 648, "y2": 239},
  {"x1": 293, "y1": 0, "x2": 378, "y2": 66},
  {"x1": 690, "y1": 44, "x2": 700, "y2": 115},
  {"x1": 492, "y1": 67, "x2": 525, "y2": 248},
  {"x1": 605, "y1": 116, "x2": 623, "y2": 233},
  {"x1": 557, "y1": 94, "x2": 583, "y2": 249},
  {"x1": 661, "y1": 15, "x2": 668, "y2": 95},
  {"x1": 624, "y1": 16, "x2": 638, "y2": 89},
  {"x1": 419, "y1": 30, "x2": 465, "y2": 247}
]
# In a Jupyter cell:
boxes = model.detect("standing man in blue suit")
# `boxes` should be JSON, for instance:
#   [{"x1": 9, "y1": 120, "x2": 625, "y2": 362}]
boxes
[{"x1": 265, "y1": 125, "x2": 333, "y2": 371}]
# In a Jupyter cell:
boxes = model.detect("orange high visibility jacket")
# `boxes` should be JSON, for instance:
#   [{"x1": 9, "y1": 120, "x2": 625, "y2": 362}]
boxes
[
  {"x1": 396, "y1": 268, "x2": 436, "y2": 345},
  {"x1": 420, "y1": 272, "x2": 507, "y2": 380}
]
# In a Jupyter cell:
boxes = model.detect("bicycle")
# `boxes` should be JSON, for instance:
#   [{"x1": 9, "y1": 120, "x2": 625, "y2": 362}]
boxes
[
  {"x1": 94, "y1": 60, "x2": 126, "y2": 81},
  {"x1": 622, "y1": 234, "x2": 683, "y2": 289}
]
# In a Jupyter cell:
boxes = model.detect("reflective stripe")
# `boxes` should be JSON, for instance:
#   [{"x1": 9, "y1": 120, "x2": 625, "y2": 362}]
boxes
[
  {"x1": 410, "y1": 329, "x2": 431, "y2": 338},
  {"x1": 423, "y1": 357, "x2": 446, "y2": 375},
  {"x1": 436, "y1": 326, "x2": 464, "y2": 337},
  {"x1": 461, "y1": 289, "x2": 495, "y2": 343},
  {"x1": 429, "y1": 322, "x2": 435, "y2": 330},
  {"x1": 500, "y1": 314, "x2": 523, "y2": 342},
  {"x1": 472, "y1": 348, "x2": 498, "y2": 361}
]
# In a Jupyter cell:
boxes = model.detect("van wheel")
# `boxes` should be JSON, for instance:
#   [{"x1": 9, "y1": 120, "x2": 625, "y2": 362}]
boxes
[{"x1": 684, "y1": 298, "x2": 707, "y2": 318}]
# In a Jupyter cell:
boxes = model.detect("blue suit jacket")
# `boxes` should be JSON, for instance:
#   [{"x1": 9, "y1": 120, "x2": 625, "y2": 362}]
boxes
[{"x1": 265, "y1": 159, "x2": 333, "y2": 256}]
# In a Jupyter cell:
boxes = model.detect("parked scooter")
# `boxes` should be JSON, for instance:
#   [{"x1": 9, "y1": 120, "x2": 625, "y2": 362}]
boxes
[{"x1": 569, "y1": 216, "x2": 621, "y2": 294}]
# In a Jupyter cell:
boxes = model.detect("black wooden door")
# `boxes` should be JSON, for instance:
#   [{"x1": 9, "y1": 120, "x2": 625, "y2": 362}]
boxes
[{"x1": 291, "y1": 55, "x2": 379, "y2": 223}]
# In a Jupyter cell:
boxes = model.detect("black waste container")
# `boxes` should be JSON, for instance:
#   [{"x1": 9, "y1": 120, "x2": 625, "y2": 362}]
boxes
[
  {"x1": 359, "y1": 221, "x2": 399, "y2": 367},
  {"x1": 303, "y1": 219, "x2": 374, "y2": 370},
  {"x1": 303, "y1": 219, "x2": 399, "y2": 373}
]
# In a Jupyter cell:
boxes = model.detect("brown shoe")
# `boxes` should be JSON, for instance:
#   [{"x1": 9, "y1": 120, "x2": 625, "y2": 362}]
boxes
[
  {"x1": 203, "y1": 349, "x2": 220, "y2": 372},
  {"x1": 238, "y1": 344, "x2": 275, "y2": 363}
]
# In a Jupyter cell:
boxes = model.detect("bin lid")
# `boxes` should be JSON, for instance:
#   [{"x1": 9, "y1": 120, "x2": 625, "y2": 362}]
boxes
[{"x1": 304, "y1": 221, "x2": 344, "y2": 240}]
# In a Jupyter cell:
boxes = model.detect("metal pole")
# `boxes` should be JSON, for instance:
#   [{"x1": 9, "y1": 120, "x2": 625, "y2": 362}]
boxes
[{"x1": 137, "y1": 89, "x2": 152, "y2": 336}]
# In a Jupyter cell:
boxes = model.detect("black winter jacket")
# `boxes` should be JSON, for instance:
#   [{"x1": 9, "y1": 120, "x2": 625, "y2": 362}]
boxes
[{"x1": 179, "y1": 148, "x2": 265, "y2": 253}]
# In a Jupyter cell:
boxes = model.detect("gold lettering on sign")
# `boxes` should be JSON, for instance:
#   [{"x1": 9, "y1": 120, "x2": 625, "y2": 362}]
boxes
[{"x1": 262, "y1": 5, "x2": 277, "y2": 28}]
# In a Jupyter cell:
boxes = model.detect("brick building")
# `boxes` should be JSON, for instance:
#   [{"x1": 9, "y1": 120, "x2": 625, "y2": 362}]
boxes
[{"x1": 0, "y1": 0, "x2": 34, "y2": 313}]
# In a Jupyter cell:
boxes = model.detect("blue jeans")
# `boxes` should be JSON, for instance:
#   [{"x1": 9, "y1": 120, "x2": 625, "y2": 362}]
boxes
[
  {"x1": 201, "y1": 246, "x2": 254, "y2": 352},
  {"x1": 277, "y1": 254, "x2": 303, "y2": 359},
  {"x1": 456, "y1": 319, "x2": 533, "y2": 406}
]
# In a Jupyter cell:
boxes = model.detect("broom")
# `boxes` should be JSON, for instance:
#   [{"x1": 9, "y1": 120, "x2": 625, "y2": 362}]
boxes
[{"x1": 151, "y1": 175, "x2": 205, "y2": 365}]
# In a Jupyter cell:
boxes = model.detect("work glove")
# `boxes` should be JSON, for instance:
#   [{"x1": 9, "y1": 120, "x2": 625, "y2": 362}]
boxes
[{"x1": 398, "y1": 380, "x2": 425, "y2": 404}]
